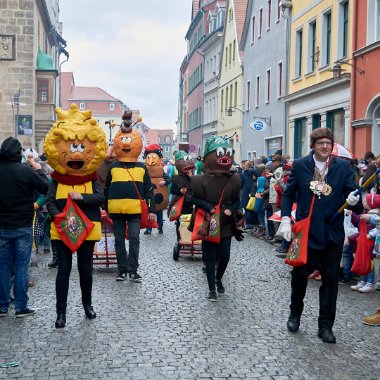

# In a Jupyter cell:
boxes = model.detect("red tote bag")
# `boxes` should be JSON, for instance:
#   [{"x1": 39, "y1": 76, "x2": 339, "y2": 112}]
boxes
[
  {"x1": 169, "y1": 194, "x2": 185, "y2": 222},
  {"x1": 125, "y1": 168, "x2": 158, "y2": 229},
  {"x1": 54, "y1": 197, "x2": 95, "y2": 253},
  {"x1": 284, "y1": 196, "x2": 315, "y2": 267},
  {"x1": 351, "y1": 219, "x2": 373, "y2": 275}
]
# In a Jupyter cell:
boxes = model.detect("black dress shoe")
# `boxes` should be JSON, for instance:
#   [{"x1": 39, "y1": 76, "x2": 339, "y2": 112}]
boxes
[
  {"x1": 287, "y1": 315, "x2": 300, "y2": 333},
  {"x1": 318, "y1": 328, "x2": 336, "y2": 343},
  {"x1": 84, "y1": 306, "x2": 96, "y2": 319},
  {"x1": 55, "y1": 313, "x2": 66, "y2": 328}
]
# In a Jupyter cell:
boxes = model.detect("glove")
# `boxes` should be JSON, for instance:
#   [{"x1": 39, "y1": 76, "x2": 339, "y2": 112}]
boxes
[
  {"x1": 346, "y1": 191, "x2": 360, "y2": 206},
  {"x1": 234, "y1": 228, "x2": 245, "y2": 242},
  {"x1": 275, "y1": 216, "x2": 292, "y2": 242}
]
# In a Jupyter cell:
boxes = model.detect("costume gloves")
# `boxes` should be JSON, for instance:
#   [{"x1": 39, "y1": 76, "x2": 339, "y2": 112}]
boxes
[
  {"x1": 346, "y1": 191, "x2": 360, "y2": 206},
  {"x1": 276, "y1": 216, "x2": 292, "y2": 242}
]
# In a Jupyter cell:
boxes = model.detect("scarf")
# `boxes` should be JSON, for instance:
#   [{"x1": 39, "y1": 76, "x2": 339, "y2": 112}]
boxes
[{"x1": 51, "y1": 171, "x2": 98, "y2": 186}]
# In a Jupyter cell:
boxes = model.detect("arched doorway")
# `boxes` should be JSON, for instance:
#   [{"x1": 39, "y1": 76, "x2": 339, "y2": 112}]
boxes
[{"x1": 366, "y1": 95, "x2": 380, "y2": 155}]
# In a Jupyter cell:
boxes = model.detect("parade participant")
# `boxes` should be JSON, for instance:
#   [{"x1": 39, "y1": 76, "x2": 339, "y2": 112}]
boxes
[
  {"x1": 45, "y1": 104, "x2": 107, "y2": 328},
  {"x1": 190, "y1": 136, "x2": 242, "y2": 301},
  {"x1": 277, "y1": 127, "x2": 357, "y2": 343},
  {"x1": 0, "y1": 137, "x2": 49, "y2": 317},
  {"x1": 104, "y1": 111, "x2": 156, "y2": 282},
  {"x1": 168, "y1": 150, "x2": 195, "y2": 241},
  {"x1": 143, "y1": 144, "x2": 170, "y2": 235}
]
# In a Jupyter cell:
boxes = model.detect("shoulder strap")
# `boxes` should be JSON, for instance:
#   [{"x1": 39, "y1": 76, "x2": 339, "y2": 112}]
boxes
[{"x1": 125, "y1": 167, "x2": 142, "y2": 201}]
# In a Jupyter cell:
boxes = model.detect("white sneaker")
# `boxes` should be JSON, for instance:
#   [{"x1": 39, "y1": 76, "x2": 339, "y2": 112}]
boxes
[
  {"x1": 374, "y1": 282, "x2": 380, "y2": 291},
  {"x1": 358, "y1": 283, "x2": 375, "y2": 293},
  {"x1": 350, "y1": 280, "x2": 366, "y2": 291}
]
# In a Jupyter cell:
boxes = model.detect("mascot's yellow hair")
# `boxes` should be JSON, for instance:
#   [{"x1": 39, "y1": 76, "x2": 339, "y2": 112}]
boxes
[{"x1": 44, "y1": 104, "x2": 107, "y2": 175}]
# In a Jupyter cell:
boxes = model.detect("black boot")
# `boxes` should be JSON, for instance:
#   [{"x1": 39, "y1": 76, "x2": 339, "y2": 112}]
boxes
[
  {"x1": 84, "y1": 306, "x2": 96, "y2": 319},
  {"x1": 55, "y1": 313, "x2": 66, "y2": 328},
  {"x1": 48, "y1": 244, "x2": 58, "y2": 268}
]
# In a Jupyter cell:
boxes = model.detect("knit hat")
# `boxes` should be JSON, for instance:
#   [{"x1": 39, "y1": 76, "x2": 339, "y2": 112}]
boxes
[
  {"x1": 365, "y1": 192, "x2": 380, "y2": 209},
  {"x1": 0, "y1": 137, "x2": 22, "y2": 162}
]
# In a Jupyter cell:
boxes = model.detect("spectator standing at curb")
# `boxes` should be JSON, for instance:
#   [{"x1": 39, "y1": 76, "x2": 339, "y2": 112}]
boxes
[{"x1": 0, "y1": 137, "x2": 49, "y2": 318}]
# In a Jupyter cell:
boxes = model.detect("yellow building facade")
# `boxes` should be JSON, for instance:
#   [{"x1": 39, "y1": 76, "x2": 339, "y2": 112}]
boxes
[
  {"x1": 287, "y1": 0, "x2": 353, "y2": 158},
  {"x1": 218, "y1": 0, "x2": 247, "y2": 163}
]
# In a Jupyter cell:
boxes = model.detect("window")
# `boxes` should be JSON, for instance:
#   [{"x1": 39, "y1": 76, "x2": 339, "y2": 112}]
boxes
[
  {"x1": 367, "y1": 0, "x2": 380, "y2": 44},
  {"x1": 230, "y1": 84, "x2": 233, "y2": 108},
  {"x1": 259, "y1": 8, "x2": 263, "y2": 36},
  {"x1": 326, "y1": 109, "x2": 345, "y2": 144},
  {"x1": 277, "y1": 61, "x2": 283, "y2": 98},
  {"x1": 267, "y1": 0, "x2": 271, "y2": 30},
  {"x1": 322, "y1": 11, "x2": 332, "y2": 66},
  {"x1": 251, "y1": 16, "x2": 256, "y2": 43},
  {"x1": 37, "y1": 79, "x2": 48, "y2": 103},
  {"x1": 225, "y1": 87, "x2": 229, "y2": 110},
  {"x1": 229, "y1": 43, "x2": 232, "y2": 63},
  {"x1": 295, "y1": 28, "x2": 303, "y2": 78},
  {"x1": 165, "y1": 146, "x2": 169, "y2": 153},
  {"x1": 165, "y1": 136, "x2": 171, "y2": 143},
  {"x1": 294, "y1": 118, "x2": 307, "y2": 158},
  {"x1": 234, "y1": 82, "x2": 237, "y2": 107},
  {"x1": 277, "y1": 0, "x2": 281, "y2": 21},
  {"x1": 79, "y1": 103, "x2": 85, "y2": 110},
  {"x1": 338, "y1": 1, "x2": 349, "y2": 59},
  {"x1": 233, "y1": 40, "x2": 236, "y2": 61},
  {"x1": 109, "y1": 103, "x2": 115, "y2": 111},
  {"x1": 246, "y1": 81, "x2": 251, "y2": 110},
  {"x1": 255, "y1": 75, "x2": 260, "y2": 107},
  {"x1": 312, "y1": 114, "x2": 321, "y2": 130},
  {"x1": 221, "y1": 89, "x2": 224, "y2": 114},
  {"x1": 266, "y1": 69, "x2": 271, "y2": 103},
  {"x1": 307, "y1": 20, "x2": 317, "y2": 72},
  {"x1": 225, "y1": 47, "x2": 228, "y2": 66}
]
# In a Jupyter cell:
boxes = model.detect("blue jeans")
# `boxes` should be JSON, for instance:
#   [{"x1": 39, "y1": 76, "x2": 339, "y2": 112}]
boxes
[
  {"x1": 360, "y1": 264, "x2": 375, "y2": 284},
  {"x1": 342, "y1": 243, "x2": 354, "y2": 281},
  {"x1": 113, "y1": 217, "x2": 141, "y2": 275},
  {"x1": 0, "y1": 227, "x2": 33, "y2": 312}
]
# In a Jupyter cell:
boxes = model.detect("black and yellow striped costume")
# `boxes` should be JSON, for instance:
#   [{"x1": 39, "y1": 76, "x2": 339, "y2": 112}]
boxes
[
  {"x1": 105, "y1": 161, "x2": 155, "y2": 219},
  {"x1": 48, "y1": 180, "x2": 103, "y2": 241}
]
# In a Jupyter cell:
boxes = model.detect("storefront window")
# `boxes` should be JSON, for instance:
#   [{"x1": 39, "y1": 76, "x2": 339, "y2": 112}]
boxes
[
  {"x1": 327, "y1": 109, "x2": 345, "y2": 145},
  {"x1": 294, "y1": 118, "x2": 308, "y2": 158}
]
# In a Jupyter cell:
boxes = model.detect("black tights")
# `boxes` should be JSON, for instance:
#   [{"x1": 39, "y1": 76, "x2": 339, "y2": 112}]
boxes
[
  {"x1": 203, "y1": 237, "x2": 231, "y2": 292},
  {"x1": 55, "y1": 241, "x2": 95, "y2": 314}
]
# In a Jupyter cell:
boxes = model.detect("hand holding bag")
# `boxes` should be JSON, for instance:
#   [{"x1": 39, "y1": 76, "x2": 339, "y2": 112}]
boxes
[
  {"x1": 246, "y1": 195, "x2": 255, "y2": 211},
  {"x1": 54, "y1": 197, "x2": 95, "y2": 253},
  {"x1": 169, "y1": 192, "x2": 186, "y2": 221},
  {"x1": 351, "y1": 219, "x2": 373, "y2": 275},
  {"x1": 284, "y1": 196, "x2": 315, "y2": 267}
]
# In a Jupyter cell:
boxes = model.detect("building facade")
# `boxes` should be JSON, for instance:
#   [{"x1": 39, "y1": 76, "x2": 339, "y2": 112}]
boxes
[
  {"x1": 350, "y1": 0, "x2": 380, "y2": 157},
  {"x1": 241, "y1": 0, "x2": 288, "y2": 160},
  {"x1": 286, "y1": 0, "x2": 353, "y2": 159},
  {"x1": 0, "y1": 0, "x2": 67, "y2": 152},
  {"x1": 217, "y1": 0, "x2": 248, "y2": 163}
]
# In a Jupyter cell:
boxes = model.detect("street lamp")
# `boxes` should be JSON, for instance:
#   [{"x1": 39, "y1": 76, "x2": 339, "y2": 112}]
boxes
[
  {"x1": 332, "y1": 59, "x2": 365, "y2": 79},
  {"x1": 226, "y1": 106, "x2": 244, "y2": 116}
]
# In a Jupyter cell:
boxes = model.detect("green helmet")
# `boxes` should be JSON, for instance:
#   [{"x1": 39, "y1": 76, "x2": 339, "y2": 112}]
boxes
[{"x1": 203, "y1": 135, "x2": 231, "y2": 158}]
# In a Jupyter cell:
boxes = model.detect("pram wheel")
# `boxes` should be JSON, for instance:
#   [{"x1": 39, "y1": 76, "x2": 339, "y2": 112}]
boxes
[{"x1": 173, "y1": 243, "x2": 180, "y2": 261}]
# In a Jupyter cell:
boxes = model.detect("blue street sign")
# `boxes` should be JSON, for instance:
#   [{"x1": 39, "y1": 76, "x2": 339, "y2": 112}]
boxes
[{"x1": 250, "y1": 119, "x2": 266, "y2": 131}]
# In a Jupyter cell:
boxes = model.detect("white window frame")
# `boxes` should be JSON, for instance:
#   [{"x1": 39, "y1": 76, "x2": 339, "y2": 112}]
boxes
[
  {"x1": 255, "y1": 75, "x2": 260, "y2": 108},
  {"x1": 277, "y1": 60, "x2": 283, "y2": 98},
  {"x1": 321, "y1": 8, "x2": 332, "y2": 67},
  {"x1": 79, "y1": 102, "x2": 85, "y2": 110},
  {"x1": 276, "y1": 0, "x2": 281, "y2": 22},
  {"x1": 336, "y1": 0, "x2": 349, "y2": 60},
  {"x1": 267, "y1": 0, "x2": 271, "y2": 31},
  {"x1": 367, "y1": 0, "x2": 380, "y2": 44},
  {"x1": 165, "y1": 146, "x2": 169, "y2": 153},
  {"x1": 109, "y1": 103, "x2": 115, "y2": 111},
  {"x1": 259, "y1": 8, "x2": 263, "y2": 37},
  {"x1": 294, "y1": 27, "x2": 303, "y2": 78},
  {"x1": 307, "y1": 18, "x2": 317, "y2": 73},
  {"x1": 246, "y1": 80, "x2": 251, "y2": 110},
  {"x1": 251, "y1": 15, "x2": 256, "y2": 44},
  {"x1": 265, "y1": 68, "x2": 271, "y2": 103}
]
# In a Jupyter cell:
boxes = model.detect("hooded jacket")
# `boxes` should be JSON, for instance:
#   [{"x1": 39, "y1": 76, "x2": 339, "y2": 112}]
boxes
[{"x1": 0, "y1": 137, "x2": 49, "y2": 228}]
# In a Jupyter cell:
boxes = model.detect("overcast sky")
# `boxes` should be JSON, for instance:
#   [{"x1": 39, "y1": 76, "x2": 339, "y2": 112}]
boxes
[{"x1": 59, "y1": 1, "x2": 190, "y2": 130}]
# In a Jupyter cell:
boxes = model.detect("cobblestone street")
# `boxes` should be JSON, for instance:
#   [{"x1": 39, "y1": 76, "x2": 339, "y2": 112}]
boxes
[{"x1": 0, "y1": 219, "x2": 379, "y2": 379}]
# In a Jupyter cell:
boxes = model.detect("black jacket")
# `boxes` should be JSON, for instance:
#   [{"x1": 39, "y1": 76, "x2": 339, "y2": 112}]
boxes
[
  {"x1": 281, "y1": 154, "x2": 356, "y2": 250},
  {"x1": 0, "y1": 138, "x2": 49, "y2": 228}
]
